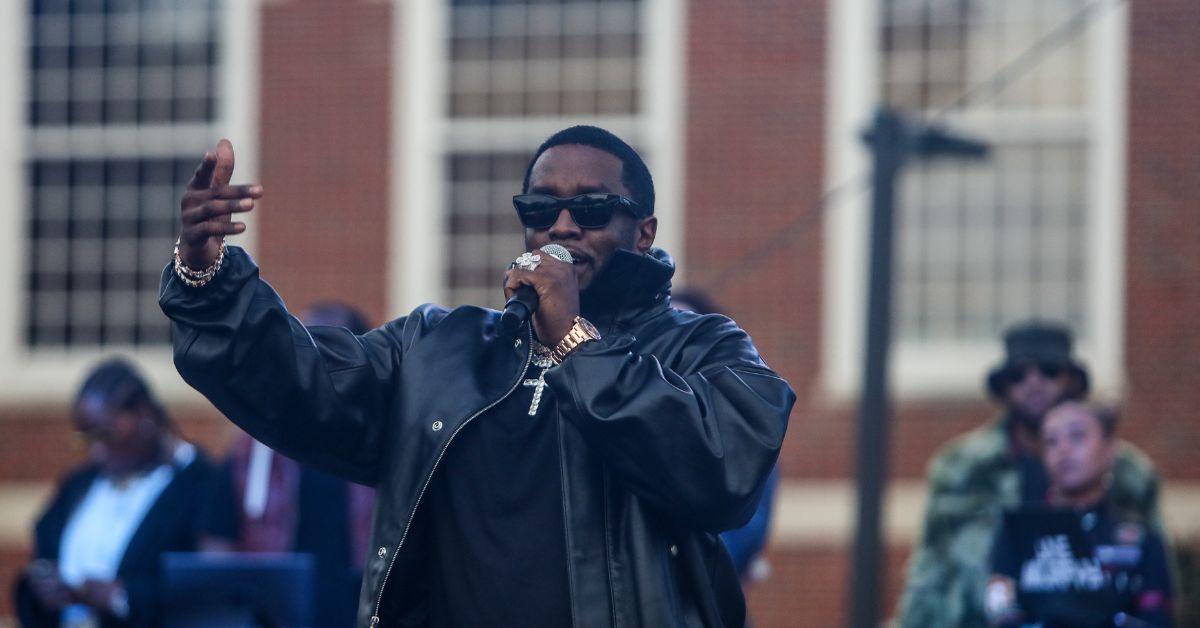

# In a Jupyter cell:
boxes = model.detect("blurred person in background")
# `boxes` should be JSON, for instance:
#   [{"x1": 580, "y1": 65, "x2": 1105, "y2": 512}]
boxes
[
  {"x1": 986, "y1": 401, "x2": 1173, "y2": 627},
  {"x1": 199, "y1": 301, "x2": 377, "y2": 628},
  {"x1": 13, "y1": 358, "x2": 213, "y2": 628},
  {"x1": 671, "y1": 288, "x2": 780, "y2": 582},
  {"x1": 897, "y1": 321, "x2": 1163, "y2": 627}
]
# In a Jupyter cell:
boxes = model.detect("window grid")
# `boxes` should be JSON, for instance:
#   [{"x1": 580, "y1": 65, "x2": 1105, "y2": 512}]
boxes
[
  {"x1": 443, "y1": 0, "x2": 645, "y2": 309},
  {"x1": 448, "y1": 0, "x2": 642, "y2": 118},
  {"x1": 25, "y1": 0, "x2": 222, "y2": 348},
  {"x1": 445, "y1": 152, "x2": 529, "y2": 309},
  {"x1": 881, "y1": 0, "x2": 1092, "y2": 343},
  {"x1": 29, "y1": 0, "x2": 219, "y2": 126}
]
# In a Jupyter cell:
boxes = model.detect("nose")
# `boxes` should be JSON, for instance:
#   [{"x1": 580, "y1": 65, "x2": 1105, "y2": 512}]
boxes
[{"x1": 547, "y1": 208, "x2": 582, "y2": 239}]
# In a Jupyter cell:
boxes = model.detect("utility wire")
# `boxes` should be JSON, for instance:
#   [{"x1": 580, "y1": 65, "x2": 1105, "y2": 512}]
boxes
[
  {"x1": 929, "y1": 0, "x2": 1128, "y2": 122},
  {"x1": 703, "y1": 0, "x2": 1124, "y2": 292},
  {"x1": 708, "y1": 173, "x2": 870, "y2": 292}
]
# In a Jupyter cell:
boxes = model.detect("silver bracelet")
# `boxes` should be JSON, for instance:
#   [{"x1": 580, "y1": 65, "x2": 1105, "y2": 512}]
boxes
[{"x1": 173, "y1": 238, "x2": 226, "y2": 288}]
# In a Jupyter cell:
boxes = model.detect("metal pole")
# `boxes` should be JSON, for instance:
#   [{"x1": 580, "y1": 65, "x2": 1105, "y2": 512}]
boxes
[
  {"x1": 848, "y1": 108, "x2": 988, "y2": 627},
  {"x1": 850, "y1": 107, "x2": 906, "y2": 628}
]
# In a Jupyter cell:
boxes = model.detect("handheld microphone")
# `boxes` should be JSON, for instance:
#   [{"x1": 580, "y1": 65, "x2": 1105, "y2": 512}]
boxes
[{"x1": 499, "y1": 244, "x2": 574, "y2": 337}]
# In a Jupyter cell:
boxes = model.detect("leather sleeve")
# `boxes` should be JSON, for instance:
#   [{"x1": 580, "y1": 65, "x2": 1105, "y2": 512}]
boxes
[
  {"x1": 159, "y1": 246, "x2": 403, "y2": 486},
  {"x1": 544, "y1": 315, "x2": 794, "y2": 532}
]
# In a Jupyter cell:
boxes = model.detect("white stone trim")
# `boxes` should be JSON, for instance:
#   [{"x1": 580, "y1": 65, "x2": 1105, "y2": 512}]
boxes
[
  {"x1": 390, "y1": 0, "x2": 447, "y2": 313},
  {"x1": 1087, "y1": 0, "x2": 1129, "y2": 397},
  {"x1": 769, "y1": 480, "x2": 1200, "y2": 547},
  {"x1": 821, "y1": 0, "x2": 876, "y2": 398},
  {"x1": 640, "y1": 0, "x2": 687, "y2": 278},
  {"x1": 0, "y1": 0, "x2": 27, "y2": 400}
]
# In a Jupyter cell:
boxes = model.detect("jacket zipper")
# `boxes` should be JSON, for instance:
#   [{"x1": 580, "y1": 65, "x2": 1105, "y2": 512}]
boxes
[
  {"x1": 556, "y1": 412, "x2": 580, "y2": 628},
  {"x1": 602, "y1": 469, "x2": 620, "y2": 628},
  {"x1": 370, "y1": 325, "x2": 534, "y2": 627}
]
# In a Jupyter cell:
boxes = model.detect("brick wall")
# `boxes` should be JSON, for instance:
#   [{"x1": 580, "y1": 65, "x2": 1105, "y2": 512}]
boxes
[
  {"x1": 256, "y1": 0, "x2": 394, "y2": 323},
  {"x1": 4, "y1": 0, "x2": 1200, "y2": 624},
  {"x1": 1123, "y1": 0, "x2": 1200, "y2": 478},
  {"x1": 684, "y1": 0, "x2": 830, "y2": 472}
]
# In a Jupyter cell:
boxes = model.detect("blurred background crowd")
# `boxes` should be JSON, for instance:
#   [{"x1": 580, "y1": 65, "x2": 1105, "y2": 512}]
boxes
[{"x1": 0, "y1": 0, "x2": 1196, "y2": 626}]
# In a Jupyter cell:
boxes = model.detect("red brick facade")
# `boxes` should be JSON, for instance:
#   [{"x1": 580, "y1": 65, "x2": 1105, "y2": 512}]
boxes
[
  {"x1": 3, "y1": 0, "x2": 1198, "y2": 625},
  {"x1": 256, "y1": 0, "x2": 394, "y2": 324},
  {"x1": 1122, "y1": 0, "x2": 1200, "y2": 479}
]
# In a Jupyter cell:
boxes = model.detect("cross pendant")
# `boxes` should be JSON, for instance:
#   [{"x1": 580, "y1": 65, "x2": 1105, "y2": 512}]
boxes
[{"x1": 523, "y1": 371, "x2": 549, "y2": 416}]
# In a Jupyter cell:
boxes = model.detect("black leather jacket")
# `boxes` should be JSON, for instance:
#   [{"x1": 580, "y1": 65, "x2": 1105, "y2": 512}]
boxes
[{"x1": 159, "y1": 245, "x2": 794, "y2": 628}]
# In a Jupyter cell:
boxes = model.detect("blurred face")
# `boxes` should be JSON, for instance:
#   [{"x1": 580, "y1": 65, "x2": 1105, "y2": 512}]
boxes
[
  {"x1": 1041, "y1": 403, "x2": 1114, "y2": 498},
  {"x1": 524, "y1": 144, "x2": 656, "y2": 290},
  {"x1": 1002, "y1": 362, "x2": 1073, "y2": 426},
  {"x1": 74, "y1": 393, "x2": 161, "y2": 477}
]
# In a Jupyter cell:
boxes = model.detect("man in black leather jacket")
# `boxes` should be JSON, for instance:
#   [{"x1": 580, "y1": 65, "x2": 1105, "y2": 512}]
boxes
[{"x1": 160, "y1": 125, "x2": 795, "y2": 627}]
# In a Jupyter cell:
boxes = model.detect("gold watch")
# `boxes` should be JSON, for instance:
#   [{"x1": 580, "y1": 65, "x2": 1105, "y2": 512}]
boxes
[{"x1": 550, "y1": 316, "x2": 601, "y2": 363}]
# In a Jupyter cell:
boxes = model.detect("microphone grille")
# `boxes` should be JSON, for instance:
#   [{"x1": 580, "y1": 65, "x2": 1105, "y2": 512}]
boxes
[{"x1": 539, "y1": 244, "x2": 574, "y2": 264}]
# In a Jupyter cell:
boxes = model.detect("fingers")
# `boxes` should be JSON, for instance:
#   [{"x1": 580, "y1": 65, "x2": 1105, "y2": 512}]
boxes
[
  {"x1": 181, "y1": 185, "x2": 263, "y2": 212},
  {"x1": 182, "y1": 220, "x2": 247, "y2": 244},
  {"x1": 211, "y1": 138, "x2": 236, "y2": 189},
  {"x1": 209, "y1": 184, "x2": 263, "y2": 200},
  {"x1": 503, "y1": 254, "x2": 573, "y2": 296},
  {"x1": 187, "y1": 152, "x2": 217, "y2": 190},
  {"x1": 28, "y1": 571, "x2": 73, "y2": 609},
  {"x1": 181, "y1": 198, "x2": 256, "y2": 225}
]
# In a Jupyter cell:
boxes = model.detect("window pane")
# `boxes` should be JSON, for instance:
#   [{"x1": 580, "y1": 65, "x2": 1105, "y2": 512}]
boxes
[
  {"x1": 442, "y1": 0, "x2": 648, "y2": 307},
  {"x1": 24, "y1": 1, "x2": 224, "y2": 347},
  {"x1": 448, "y1": 0, "x2": 642, "y2": 118},
  {"x1": 880, "y1": 0, "x2": 1093, "y2": 344},
  {"x1": 25, "y1": 158, "x2": 189, "y2": 347},
  {"x1": 27, "y1": 0, "x2": 220, "y2": 127},
  {"x1": 444, "y1": 153, "x2": 529, "y2": 310}
]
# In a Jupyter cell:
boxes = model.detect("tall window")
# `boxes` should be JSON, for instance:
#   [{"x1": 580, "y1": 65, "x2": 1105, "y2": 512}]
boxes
[
  {"x1": 443, "y1": 0, "x2": 646, "y2": 309},
  {"x1": 25, "y1": 0, "x2": 223, "y2": 347},
  {"x1": 823, "y1": 0, "x2": 1124, "y2": 393},
  {"x1": 883, "y1": 0, "x2": 1092, "y2": 344}
]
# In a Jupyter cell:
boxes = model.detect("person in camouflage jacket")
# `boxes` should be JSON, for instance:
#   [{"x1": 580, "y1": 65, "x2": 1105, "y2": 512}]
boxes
[{"x1": 895, "y1": 322, "x2": 1163, "y2": 628}]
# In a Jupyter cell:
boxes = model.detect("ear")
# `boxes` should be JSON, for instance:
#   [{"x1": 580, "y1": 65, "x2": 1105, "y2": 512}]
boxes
[{"x1": 635, "y1": 216, "x2": 657, "y2": 253}]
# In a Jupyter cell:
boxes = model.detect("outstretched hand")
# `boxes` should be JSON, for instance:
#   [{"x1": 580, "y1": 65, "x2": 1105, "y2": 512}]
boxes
[{"x1": 177, "y1": 139, "x2": 262, "y2": 270}]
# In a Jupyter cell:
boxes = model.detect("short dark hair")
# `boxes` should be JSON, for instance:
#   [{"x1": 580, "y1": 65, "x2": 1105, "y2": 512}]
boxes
[
  {"x1": 76, "y1": 357, "x2": 170, "y2": 427},
  {"x1": 522, "y1": 125, "x2": 655, "y2": 217}
]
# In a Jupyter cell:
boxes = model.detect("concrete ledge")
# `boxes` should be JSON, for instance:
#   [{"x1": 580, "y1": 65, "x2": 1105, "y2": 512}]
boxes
[
  {"x1": 771, "y1": 480, "x2": 1200, "y2": 547},
  {"x1": 0, "y1": 482, "x2": 50, "y2": 546},
  {"x1": 3, "y1": 479, "x2": 1200, "y2": 550}
]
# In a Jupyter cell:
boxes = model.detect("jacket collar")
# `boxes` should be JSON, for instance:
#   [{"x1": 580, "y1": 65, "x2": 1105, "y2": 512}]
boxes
[{"x1": 579, "y1": 247, "x2": 674, "y2": 329}]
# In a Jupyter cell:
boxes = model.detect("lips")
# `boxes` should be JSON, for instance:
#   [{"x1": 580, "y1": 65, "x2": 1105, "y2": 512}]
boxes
[{"x1": 560, "y1": 247, "x2": 589, "y2": 265}]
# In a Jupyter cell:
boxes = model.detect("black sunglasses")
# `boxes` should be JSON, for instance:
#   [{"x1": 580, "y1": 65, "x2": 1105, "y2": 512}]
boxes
[
  {"x1": 512, "y1": 193, "x2": 643, "y2": 229},
  {"x1": 1002, "y1": 362, "x2": 1064, "y2": 384}
]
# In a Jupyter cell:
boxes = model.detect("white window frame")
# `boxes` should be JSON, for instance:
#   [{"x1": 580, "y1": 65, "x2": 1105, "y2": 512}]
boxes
[
  {"x1": 0, "y1": 0, "x2": 261, "y2": 403},
  {"x1": 821, "y1": 0, "x2": 1127, "y2": 398},
  {"x1": 389, "y1": 0, "x2": 686, "y2": 314}
]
